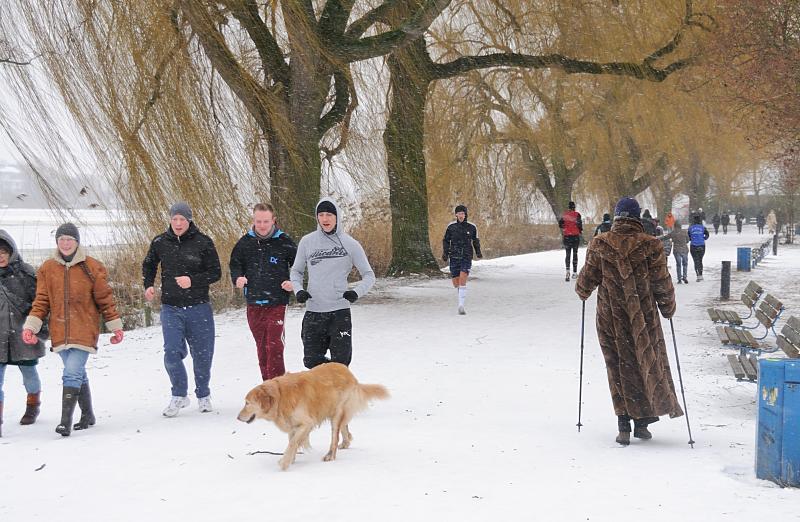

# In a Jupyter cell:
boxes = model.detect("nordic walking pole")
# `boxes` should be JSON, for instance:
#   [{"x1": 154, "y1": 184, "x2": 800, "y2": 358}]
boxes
[
  {"x1": 577, "y1": 300, "x2": 586, "y2": 432},
  {"x1": 669, "y1": 318, "x2": 695, "y2": 448}
]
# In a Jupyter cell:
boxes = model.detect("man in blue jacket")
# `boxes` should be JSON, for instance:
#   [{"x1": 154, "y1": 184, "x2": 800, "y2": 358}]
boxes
[
  {"x1": 229, "y1": 203, "x2": 297, "y2": 381},
  {"x1": 687, "y1": 213, "x2": 710, "y2": 282}
]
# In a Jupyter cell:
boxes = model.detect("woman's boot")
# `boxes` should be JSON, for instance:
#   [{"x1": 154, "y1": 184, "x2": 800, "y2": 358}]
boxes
[
  {"x1": 633, "y1": 417, "x2": 659, "y2": 440},
  {"x1": 20, "y1": 392, "x2": 41, "y2": 425},
  {"x1": 616, "y1": 415, "x2": 631, "y2": 446},
  {"x1": 55, "y1": 387, "x2": 80, "y2": 437},
  {"x1": 73, "y1": 382, "x2": 96, "y2": 430}
]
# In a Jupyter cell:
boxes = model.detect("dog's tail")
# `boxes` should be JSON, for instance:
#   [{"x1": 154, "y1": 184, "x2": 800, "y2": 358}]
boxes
[{"x1": 357, "y1": 383, "x2": 390, "y2": 403}]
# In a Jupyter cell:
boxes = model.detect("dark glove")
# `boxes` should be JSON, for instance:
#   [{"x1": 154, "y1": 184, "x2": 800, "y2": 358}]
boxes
[
  {"x1": 476, "y1": 253, "x2": 483, "y2": 259},
  {"x1": 441, "y1": 254, "x2": 448, "y2": 262},
  {"x1": 343, "y1": 290, "x2": 358, "y2": 303},
  {"x1": 295, "y1": 290, "x2": 311, "y2": 303}
]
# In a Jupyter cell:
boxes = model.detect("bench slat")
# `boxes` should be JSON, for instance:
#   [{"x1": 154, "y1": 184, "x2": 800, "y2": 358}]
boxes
[
  {"x1": 777, "y1": 336, "x2": 800, "y2": 359},
  {"x1": 727, "y1": 354, "x2": 746, "y2": 380},
  {"x1": 787, "y1": 316, "x2": 800, "y2": 333},
  {"x1": 725, "y1": 311, "x2": 743, "y2": 325},
  {"x1": 742, "y1": 294, "x2": 755, "y2": 309},
  {"x1": 763, "y1": 294, "x2": 783, "y2": 312},
  {"x1": 781, "y1": 319, "x2": 800, "y2": 347},
  {"x1": 717, "y1": 326, "x2": 730, "y2": 343},
  {"x1": 740, "y1": 355, "x2": 758, "y2": 381},
  {"x1": 707, "y1": 308, "x2": 721, "y2": 322},
  {"x1": 748, "y1": 354, "x2": 760, "y2": 378},
  {"x1": 756, "y1": 309, "x2": 775, "y2": 329},
  {"x1": 740, "y1": 329, "x2": 759, "y2": 348}
]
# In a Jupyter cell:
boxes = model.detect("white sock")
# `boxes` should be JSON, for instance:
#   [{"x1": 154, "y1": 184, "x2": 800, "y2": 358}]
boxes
[{"x1": 458, "y1": 286, "x2": 466, "y2": 307}]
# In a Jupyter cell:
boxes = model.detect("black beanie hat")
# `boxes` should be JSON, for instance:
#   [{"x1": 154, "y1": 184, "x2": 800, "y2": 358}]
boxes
[
  {"x1": 316, "y1": 200, "x2": 337, "y2": 216},
  {"x1": 568, "y1": 201, "x2": 576, "y2": 210},
  {"x1": 55, "y1": 223, "x2": 80, "y2": 243}
]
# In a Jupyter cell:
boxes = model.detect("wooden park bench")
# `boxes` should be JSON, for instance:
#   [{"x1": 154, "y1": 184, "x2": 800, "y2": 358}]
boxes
[
  {"x1": 777, "y1": 316, "x2": 800, "y2": 359},
  {"x1": 717, "y1": 293, "x2": 784, "y2": 356},
  {"x1": 707, "y1": 281, "x2": 764, "y2": 326},
  {"x1": 727, "y1": 352, "x2": 760, "y2": 382},
  {"x1": 752, "y1": 240, "x2": 771, "y2": 267}
]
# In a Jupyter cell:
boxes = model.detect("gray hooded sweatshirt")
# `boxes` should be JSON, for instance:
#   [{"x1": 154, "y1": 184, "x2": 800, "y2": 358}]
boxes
[{"x1": 290, "y1": 197, "x2": 376, "y2": 313}]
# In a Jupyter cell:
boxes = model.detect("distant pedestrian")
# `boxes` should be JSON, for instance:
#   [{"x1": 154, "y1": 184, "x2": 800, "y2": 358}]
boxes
[
  {"x1": 721, "y1": 213, "x2": 730, "y2": 234},
  {"x1": 576, "y1": 196, "x2": 683, "y2": 446},
  {"x1": 735, "y1": 212, "x2": 744, "y2": 234},
  {"x1": 756, "y1": 211, "x2": 766, "y2": 234},
  {"x1": 593, "y1": 213, "x2": 613, "y2": 237},
  {"x1": 664, "y1": 211, "x2": 675, "y2": 231},
  {"x1": 711, "y1": 213, "x2": 721, "y2": 235},
  {"x1": 442, "y1": 204, "x2": 482, "y2": 314},
  {"x1": 229, "y1": 203, "x2": 297, "y2": 381},
  {"x1": 0, "y1": 231, "x2": 46, "y2": 437},
  {"x1": 663, "y1": 222, "x2": 690, "y2": 284},
  {"x1": 640, "y1": 209, "x2": 657, "y2": 236},
  {"x1": 767, "y1": 210, "x2": 777, "y2": 235},
  {"x1": 558, "y1": 201, "x2": 583, "y2": 281},
  {"x1": 143, "y1": 203, "x2": 222, "y2": 417},
  {"x1": 22, "y1": 223, "x2": 123, "y2": 437},
  {"x1": 688, "y1": 213, "x2": 710, "y2": 281},
  {"x1": 291, "y1": 197, "x2": 376, "y2": 368},
  {"x1": 656, "y1": 224, "x2": 672, "y2": 259}
]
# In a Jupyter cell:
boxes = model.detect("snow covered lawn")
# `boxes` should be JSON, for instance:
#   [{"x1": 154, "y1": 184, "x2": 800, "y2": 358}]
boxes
[{"x1": 1, "y1": 225, "x2": 798, "y2": 521}]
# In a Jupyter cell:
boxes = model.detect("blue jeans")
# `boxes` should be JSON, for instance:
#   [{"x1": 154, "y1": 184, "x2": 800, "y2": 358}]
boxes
[
  {"x1": 674, "y1": 252, "x2": 688, "y2": 281},
  {"x1": 0, "y1": 363, "x2": 42, "y2": 402},
  {"x1": 58, "y1": 349, "x2": 90, "y2": 388},
  {"x1": 161, "y1": 303, "x2": 215, "y2": 398}
]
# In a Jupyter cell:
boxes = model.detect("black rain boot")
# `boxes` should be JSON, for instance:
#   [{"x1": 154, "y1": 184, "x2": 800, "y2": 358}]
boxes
[
  {"x1": 633, "y1": 417, "x2": 659, "y2": 440},
  {"x1": 55, "y1": 387, "x2": 80, "y2": 437},
  {"x1": 20, "y1": 392, "x2": 41, "y2": 425},
  {"x1": 616, "y1": 415, "x2": 631, "y2": 446},
  {"x1": 73, "y1": 382, "x2": 96, "y2": 431}
]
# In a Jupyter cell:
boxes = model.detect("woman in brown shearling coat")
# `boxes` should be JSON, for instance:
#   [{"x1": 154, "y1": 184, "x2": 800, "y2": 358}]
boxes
[
  {"x1": 575, "y1": 197, "x2": 683, "y2": 446},
  {"x1": 22, "y1": 223, "x2": 123, "y2": 437}
]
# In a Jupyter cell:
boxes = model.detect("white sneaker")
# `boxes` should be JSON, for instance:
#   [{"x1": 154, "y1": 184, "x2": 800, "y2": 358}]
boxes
[
  {"x1": 458, "y1": 306, "x2": 466, "y2": 315},
  {"x1": 572, "y1": 272, "x2": 578, "y2": 279},
  {"x1": 697, "y1": 275, "x2": 703, "y2": 282},
  {"x1": 163, "y1": 396, "x2": 190, "y2": 417},
  {"x1": 198, "y1": 396, "x2": 213, "y2": 413}
]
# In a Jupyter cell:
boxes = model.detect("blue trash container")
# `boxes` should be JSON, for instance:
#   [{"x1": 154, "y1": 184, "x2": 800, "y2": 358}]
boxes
[
  {"x1": 737, "y1": 247, "x2": 751, "y2": 271},
  {"x1": 756, "y1": 358, "x2": 800, "y2": 487}
]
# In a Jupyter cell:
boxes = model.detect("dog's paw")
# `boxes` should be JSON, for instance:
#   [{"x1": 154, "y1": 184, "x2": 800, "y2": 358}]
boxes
[
  {"x1": 323, "y1": 451, "x2": 336, "y2": 462},
  {"x1": 278, "y1": 457, "x2": 292, "y2": 471},
  {"x1": 338, "y1": 440, "x2": 350, "y2": 449}
]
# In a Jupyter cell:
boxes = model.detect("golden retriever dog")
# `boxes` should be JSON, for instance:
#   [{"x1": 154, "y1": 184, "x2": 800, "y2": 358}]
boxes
[{"x1": 237, "y1": 362, "x2": 389, "y2": 470}]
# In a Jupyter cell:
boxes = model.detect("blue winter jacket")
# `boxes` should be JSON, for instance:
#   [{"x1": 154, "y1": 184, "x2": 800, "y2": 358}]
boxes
[{"x1": 687, "y1": 224, "x2": 710, "y2": 247}]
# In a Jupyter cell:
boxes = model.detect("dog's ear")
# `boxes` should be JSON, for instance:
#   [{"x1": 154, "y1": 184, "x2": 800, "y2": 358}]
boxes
[{"x1": 253, "y1": 382, "x2": 279, "y2": 413}]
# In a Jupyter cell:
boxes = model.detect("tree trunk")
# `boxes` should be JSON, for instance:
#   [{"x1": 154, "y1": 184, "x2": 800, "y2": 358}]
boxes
[
  {"x1": 269, "y1": 130, "x2": 321, "y2": 236},
  {"x1": 384, "y1": 39, "x2": 440, "y2": 275}
]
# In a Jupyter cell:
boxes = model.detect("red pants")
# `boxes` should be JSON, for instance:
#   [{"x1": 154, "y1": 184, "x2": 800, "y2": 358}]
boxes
[{"x1": 246, "y1": 304, "x2": 287, "y2": 381}]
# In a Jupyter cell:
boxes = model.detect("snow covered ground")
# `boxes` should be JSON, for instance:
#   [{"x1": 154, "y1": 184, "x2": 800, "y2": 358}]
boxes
[{"x1": 1, "y1": 224, "x2": 799, "y2": 521}]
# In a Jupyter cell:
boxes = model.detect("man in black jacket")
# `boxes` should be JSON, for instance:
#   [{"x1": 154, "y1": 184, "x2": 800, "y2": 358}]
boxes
[
  {"x1": 229, "y1": 203, "x2": 296, "y2": 381},
  {"x1": 442, "y1": 205, "x2": 482, "y2": 315},
  {"x1": 143, "y1": 202, "x2": 221, "y2": 417}
]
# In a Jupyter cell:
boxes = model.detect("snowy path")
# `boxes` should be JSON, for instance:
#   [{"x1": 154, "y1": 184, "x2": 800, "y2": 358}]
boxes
[{"x1": 2, "y1": 225, "x2": 799, "y2": 521}]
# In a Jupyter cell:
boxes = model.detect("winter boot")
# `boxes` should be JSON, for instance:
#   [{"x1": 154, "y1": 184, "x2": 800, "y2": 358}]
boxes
[
  {"x1": 73, "y1": 382, "x2": 96, "y2": 431},
  {"x1": 683, "y1": 277, "x2": 689, "y2": 284},
  {"x1": 633, "y1": 417, "x2": 658, "y2": 440},
  {"x1": 20, "y1": 392, "x2": 41, "y2": 425},
  {"x1": 55, "y1": 387, "x2": 80, "y2": 437},
  {"x1": 615, "y1": 415, "x2": 631, "y2": 446},
  {"x1": 565, "y1": 270, "x2": 570, "y2": 282}
]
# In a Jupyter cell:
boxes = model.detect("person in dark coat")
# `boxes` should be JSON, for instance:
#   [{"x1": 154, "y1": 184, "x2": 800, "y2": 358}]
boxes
[
  {"x1": 662, "y1": 221, "x2": 690, "y2": 284},
  {"x1": 575, "y1": 197, "x2": 683, "y2": 445},
  {"x1": 756, "y1": 211, "x2": 766, "y2": 234},
  {"x1": 442, "y1": 204, "x2": 482, "y2": 314},
  {"x1": 735, "y1": 212, "x2": 744, "y2": 234},
  {"x1": 721, "y1": 212, "x2": 730, "y2": 234},
  {"x1": 593, "y1": 213, "x2": 613, "y2": 237},
  {"x1": 143, "y1": 202, "x2": 222, "y2": 417},
  {"x1": 558, "y1": 201, "x2": 583, "y2": 281},
  {"x1": 0, "y1": 231, "x2": 46, "y2": 436},
  {"x1": 229, "y1": 203, "x2": 297, "y2": 381},
  {"x1": 711, "y1": 213, "x2": 721, "y2": 234},
  {"x1": 640, "y1": 209, "x2": 657, "y2": 236}
]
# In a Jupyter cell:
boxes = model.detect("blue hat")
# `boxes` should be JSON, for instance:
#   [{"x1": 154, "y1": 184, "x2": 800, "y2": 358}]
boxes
[{"x1": 614, "y1": 197, "x2": 640, "y2": 219}]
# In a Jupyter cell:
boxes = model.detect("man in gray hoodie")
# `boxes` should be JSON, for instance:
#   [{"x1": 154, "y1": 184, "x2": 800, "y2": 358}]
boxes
[{"x1": 290, "y1": 197, "x2": 376, "y2": 369}]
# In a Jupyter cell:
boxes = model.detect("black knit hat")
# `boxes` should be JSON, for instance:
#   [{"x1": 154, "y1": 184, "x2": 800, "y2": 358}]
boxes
[
  {"x1": 568, "y1": 201, "x2": 576, "y2": 210},
  {"x1": 316, "y1": 200, "x2": 337, "y2": 216},
  {"x1": 55, "y1": 222, "x2": 80, "y2": 243}
]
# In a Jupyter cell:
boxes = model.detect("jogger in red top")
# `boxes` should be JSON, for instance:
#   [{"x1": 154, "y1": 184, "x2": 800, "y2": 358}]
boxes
[{"x1": 558, "y1": 201, "x2": 583, "y2": 281}]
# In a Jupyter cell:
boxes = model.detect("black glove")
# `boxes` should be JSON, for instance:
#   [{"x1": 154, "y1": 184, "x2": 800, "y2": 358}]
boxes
[
  {"x1": 476, "y1": 253, "x2": 483, "y2": 259},
  {"x1": 343, "y1": 290, "x2": 358, "y2": 303},
  {"x1": 441, "y1": 254, "x2": 448, "y2": 262},
  {"x1": 295, "y1": 290, "x2": 311, "y2": 303}
]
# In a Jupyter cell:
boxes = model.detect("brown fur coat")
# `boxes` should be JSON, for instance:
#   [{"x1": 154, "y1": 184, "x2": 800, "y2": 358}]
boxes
[{"x1": 575, "y1": 218, "x2": 683, "y2": 420}]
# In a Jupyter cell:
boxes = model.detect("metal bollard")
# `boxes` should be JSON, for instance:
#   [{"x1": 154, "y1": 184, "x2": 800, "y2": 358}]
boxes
[
  {"x1": 721, "y1": 261, "x2": 731, "y2": 300},
  {"x1": 773, "y1": 233, "x2": 779, "y2": 256}
]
